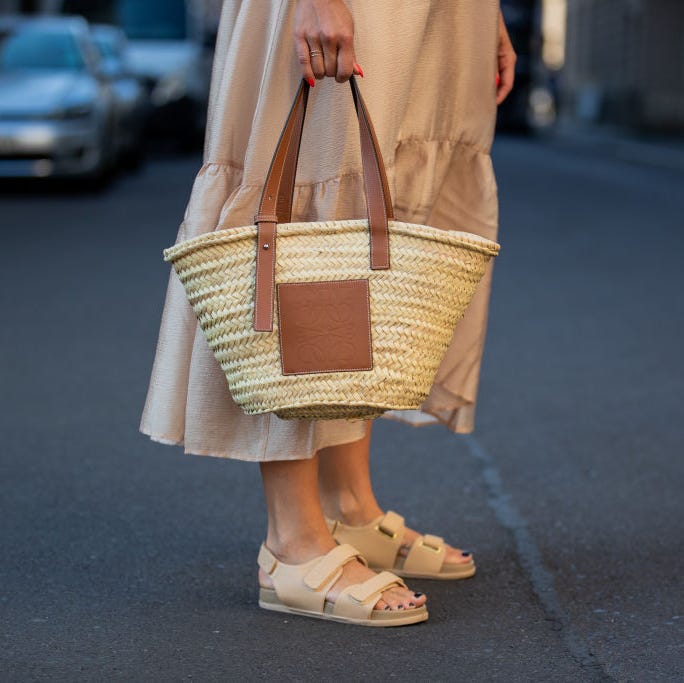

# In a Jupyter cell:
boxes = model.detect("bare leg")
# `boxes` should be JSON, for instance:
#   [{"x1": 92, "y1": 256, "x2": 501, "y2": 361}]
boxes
[
  {"x1": 318, "y1": 421, "x2": 471, "y2": 564},
  {"x1": 260, "y1": 456, "x2": 334, "y2": 562},
  {"x1": 317, "y1": 420, "x2": 383, "y2": 524},
  {"x1": 258, "y1": 454, "x2": 427, "y2": 611}
]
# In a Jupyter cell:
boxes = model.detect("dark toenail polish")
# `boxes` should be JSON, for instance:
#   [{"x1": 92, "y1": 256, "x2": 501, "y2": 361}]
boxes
[
  {"x1": 384, "y1": 605, "x2": 391, "y2": 611},
  {"x1": 414, "y1": 592, "x2": 423, "y2": 597},
  {"x1": 397, "y1": 604, "x2": 404, "y2": 609},
  {"x1": 462, "y1": 551, "x2": 471, "y2": 557},
  {"x1": 409, "y1": 602, "x2": 416, "y2": 607}
]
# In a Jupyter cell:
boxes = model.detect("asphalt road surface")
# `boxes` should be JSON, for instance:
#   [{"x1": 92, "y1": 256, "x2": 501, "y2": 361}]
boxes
[{"x1": 2, "y1": 137, "x2": 682, "y2": 682}]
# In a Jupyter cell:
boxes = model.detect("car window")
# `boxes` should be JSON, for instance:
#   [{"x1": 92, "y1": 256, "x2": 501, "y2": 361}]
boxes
[
  {"x1": 0, "y1": 30, "x2": 86, "y2": 70},
  {"x1": 93, "y1": 33, "x2": 119, "y2": 59}
]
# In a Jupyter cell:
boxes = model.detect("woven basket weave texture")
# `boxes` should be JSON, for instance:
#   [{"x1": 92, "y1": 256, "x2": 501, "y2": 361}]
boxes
[{"x1": 163, "y1": 218, "x2": 500, "y2": 420}]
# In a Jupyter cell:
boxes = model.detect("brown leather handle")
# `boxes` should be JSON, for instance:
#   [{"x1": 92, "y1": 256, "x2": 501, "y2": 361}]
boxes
[
  {"x1": 253, "y1": 76, "x2": 393, "y2": 331},
  {"x1": 255, "y1": 78, "x2": 310, "y2": 226},
  {"x1": 257, "y1": 76, "x2": 394, "y2": 225}
]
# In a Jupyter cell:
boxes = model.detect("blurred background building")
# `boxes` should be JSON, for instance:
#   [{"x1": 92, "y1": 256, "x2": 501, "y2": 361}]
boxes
[
  {"x1": 491, "y1": 0, "x2": 683, "y2": 135},
  {"x1": 498, "y1": 0, "x2": 560, "y2": 131},
  {"x1": 563, "y1": 0, "x2": 684, "y2": 133}
]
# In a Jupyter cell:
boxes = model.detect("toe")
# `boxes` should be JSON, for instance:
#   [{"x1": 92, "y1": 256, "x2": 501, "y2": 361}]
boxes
[
  {"x1": 384, "y1": 587, "x2": 426, "y2": 611},
  {"x1": 400, "y1": 592, "x2": 420, "y2": 610},
  {"x1": 446, "y1": 546, "x2": 473, "y2": 564},
  {"x1": 410, "y1": 590, "x2": 427, "y2": 607},
  {"x1": 384, "y1": 596, "x2": 404, "y2": 611},
  {"x1": 374, "y1": 597, "x2": 389, "y2": 611},
  {"x1": 399, "y1": 587, "x2": 427, "y2": 608}
]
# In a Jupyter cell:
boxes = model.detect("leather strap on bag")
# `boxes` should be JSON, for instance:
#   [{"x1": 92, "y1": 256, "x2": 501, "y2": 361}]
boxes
[
  {"x1": 253, "y1": 76, "x2": 393, "y2": 331},
  {"x1": 252, "y1": 82, "x2": 309, "y2": 332}
]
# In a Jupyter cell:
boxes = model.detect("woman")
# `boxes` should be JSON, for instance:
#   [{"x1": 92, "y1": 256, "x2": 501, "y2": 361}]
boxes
[{"x1": 141, "y1": 0, "x2": 515, "y2": 626}]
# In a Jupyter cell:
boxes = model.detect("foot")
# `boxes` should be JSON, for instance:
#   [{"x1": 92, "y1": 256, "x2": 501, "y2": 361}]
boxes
[
  {"x1": 328, "y1": 505, "x2": 472, "y2": 566},
  {"x1": 398, "y1": 524, "x2": 472, "y2": 566},
  {"x1": 258, "y1": 539, "x2": 427, "y2": 612}
]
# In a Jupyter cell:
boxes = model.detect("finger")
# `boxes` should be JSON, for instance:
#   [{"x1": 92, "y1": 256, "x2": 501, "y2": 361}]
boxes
[
  {"x1": 335, "y1": 35, "x2": 355, "y2": 82},
  {"x1": 294, "y1": 34, "x2": 315, "y2": 84},
  {"x1": 320, "y1": 31, "x2": 338, "y2": 78},
  {"x1": 307, "y1": 38, "x2": 326, "y2": 79}
]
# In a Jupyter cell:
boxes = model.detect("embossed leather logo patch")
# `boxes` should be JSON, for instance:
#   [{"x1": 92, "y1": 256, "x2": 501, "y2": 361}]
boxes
[{"x1": 277, "y1": 279, "x2": 373, "y2": 375}]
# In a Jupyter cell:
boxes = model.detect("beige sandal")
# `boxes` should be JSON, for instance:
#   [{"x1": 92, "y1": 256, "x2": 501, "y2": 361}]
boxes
[
  {"x1": 326, "y1": 511, "x2": 476, "y2": 580},
  {"x1": 257, "y1": 542, "x2": 428, "y2": 627}
]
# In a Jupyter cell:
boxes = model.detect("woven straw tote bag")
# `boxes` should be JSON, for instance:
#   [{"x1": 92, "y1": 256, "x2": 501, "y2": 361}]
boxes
[{"x1": 163, "y1": 76, "x2": 500, "y2": 420}]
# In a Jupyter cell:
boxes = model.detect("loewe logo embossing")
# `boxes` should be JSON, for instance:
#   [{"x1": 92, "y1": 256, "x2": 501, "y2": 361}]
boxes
[
  {"x1": 294, "y1": 290, "x2": 358, "y2": 368},
  {"x1": 278, "y1": 280, "x2": 372, "y2": 375}
]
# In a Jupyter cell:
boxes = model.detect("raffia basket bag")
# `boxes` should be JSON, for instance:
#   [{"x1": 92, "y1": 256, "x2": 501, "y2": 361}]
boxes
[{"x1": 163, "y1": 77, "x2": 500, "y2": 420}]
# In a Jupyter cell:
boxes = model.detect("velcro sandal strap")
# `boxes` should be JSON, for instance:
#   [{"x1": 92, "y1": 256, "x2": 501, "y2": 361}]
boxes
[
  {"x1": 330, "y1": 512, "x2": 405, "y2": 570},
  {"x1": 348, "y1": 570, "x2": 406, "y2": 603},
  {"x1": 402, "y1": 534, "x2": 446, "y2": 575},
  {"x1": 257, "y1": 543, "x2": 278, "y2": 575},
  {"x1": 332, "y1": 571, "x2": 406, "y2": 620},
  {"x1": 376, "y1": 510, "x2": 405, "y2": 539},
  {"x1": 303, "y1": 543, "x2": 361, "y2": 591},
  {"x1": 423, "y1": 534, "x2": 445, "y2": 550}
]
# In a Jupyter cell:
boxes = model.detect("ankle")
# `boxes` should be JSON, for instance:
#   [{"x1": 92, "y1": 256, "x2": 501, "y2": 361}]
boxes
[
  {"x1": 265, "y1": 527, "x2": 336, "y2": 565},
  {"x1": 320, "y1": 489, "x2": 383, "y2": 527}
]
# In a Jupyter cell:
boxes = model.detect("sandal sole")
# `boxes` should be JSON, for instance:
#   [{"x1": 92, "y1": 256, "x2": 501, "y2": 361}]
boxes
[{"x1": 259, "y1": 588, "x2": 428, "y2": 627}]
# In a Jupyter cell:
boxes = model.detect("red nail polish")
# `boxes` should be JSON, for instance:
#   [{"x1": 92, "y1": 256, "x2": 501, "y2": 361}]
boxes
[
  {"x1": 495, "y1": 74, "x2": 500, "y2": 86},
  {"x1": 355, "y1": 62, "x2": 364, "y2": 78},
  {"x1": 307, "y1": 77, "x2": 315, "y2": 87}
]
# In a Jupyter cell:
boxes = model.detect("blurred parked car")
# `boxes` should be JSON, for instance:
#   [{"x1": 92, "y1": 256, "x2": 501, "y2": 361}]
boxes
[
  {"x1": 0, "y1": 16, "x2": 118, "y2": 180},
  {"x1": 59, "y1": 0, "x2": 213, "y2": 147},
  {"x1": 90, "y1": 24, "x2": 149, "y2": 167}
]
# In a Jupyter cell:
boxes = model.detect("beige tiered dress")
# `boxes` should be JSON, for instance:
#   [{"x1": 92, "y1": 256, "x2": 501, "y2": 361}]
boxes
[{"x1": 139, "y1": 0, "x2": 500, "y2": 461}]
